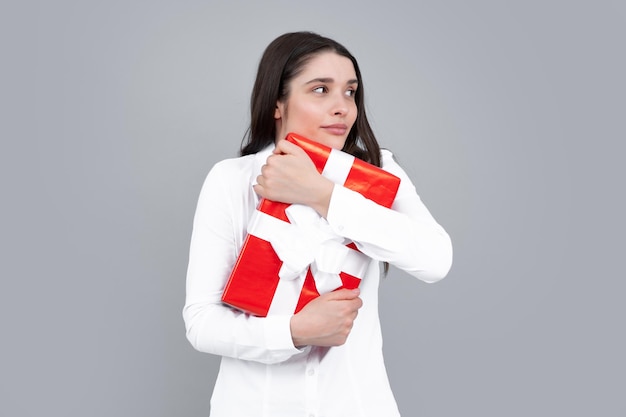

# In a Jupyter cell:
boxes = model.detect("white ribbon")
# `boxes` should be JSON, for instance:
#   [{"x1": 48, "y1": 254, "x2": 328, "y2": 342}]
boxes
[
  {"x1": 247, "y1": 204, "x2": 370, "y2": 315},
  {"x1": 248, "y1": 205, "x2": 348, "y2": 284},
  {"x1": 322, "y1": 148, "x2": 355, "y2": 185}
]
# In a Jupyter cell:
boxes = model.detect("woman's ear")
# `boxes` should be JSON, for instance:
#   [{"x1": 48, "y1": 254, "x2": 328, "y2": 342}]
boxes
[{"x1": 274, "y1": 101, "x2": 284, "y2": 120}]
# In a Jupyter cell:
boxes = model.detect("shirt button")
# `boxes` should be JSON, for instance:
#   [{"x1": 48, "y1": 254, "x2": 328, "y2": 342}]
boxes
[{"x1": 307, "y1": 368, "x2": 315, "y2": 376}]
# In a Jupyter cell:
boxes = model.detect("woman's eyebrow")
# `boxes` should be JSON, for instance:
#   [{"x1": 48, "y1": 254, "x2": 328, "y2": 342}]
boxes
[{"x1": 304, "y1": 77, "x2": 359, "y2": 85}]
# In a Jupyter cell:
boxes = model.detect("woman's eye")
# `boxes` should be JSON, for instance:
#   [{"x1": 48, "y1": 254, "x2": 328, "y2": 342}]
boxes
[
  {"x1": 312, "y1": 86, "x2": 327, "y2": 93},
  {"x1": 345, "y1": 89, "x2": 356, "y2": 97}
]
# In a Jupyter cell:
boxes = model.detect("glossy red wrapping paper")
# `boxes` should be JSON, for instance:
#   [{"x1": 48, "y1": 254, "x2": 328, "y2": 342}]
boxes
[{"x1": 221, "y1": 133, "x2": 401, "y2": 317}]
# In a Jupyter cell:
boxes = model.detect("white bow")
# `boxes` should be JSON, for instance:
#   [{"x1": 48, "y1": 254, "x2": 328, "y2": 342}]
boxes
[{"x1": 247, "y1": 204, "x2": 368, "y2": 295}]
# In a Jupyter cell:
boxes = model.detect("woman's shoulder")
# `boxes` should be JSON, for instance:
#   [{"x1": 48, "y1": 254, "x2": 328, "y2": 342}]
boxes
[
  {"x1": 379, "y1": 148, "x2": 413, "y2": 183},
  {"x1": 210, "y1": 145, "x2": 271, "y2": 175},
  {"x1": 380, "y1": 148, "x2": 394, "y2": 161},
  {"x1": 379, "y1": 148, "x2": 399, "y2": 170},
  {"x1": 209, "y1": 153, "x2": 256, "y2": 177},
  {"x1": 202, "y1": 146, "x2": 272, "y2": 191}
]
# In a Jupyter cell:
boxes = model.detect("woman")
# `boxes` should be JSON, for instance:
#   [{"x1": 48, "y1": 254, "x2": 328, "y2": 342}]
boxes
[{"x1": 183, "y1": 31, "x2": 452, "y2": 417}]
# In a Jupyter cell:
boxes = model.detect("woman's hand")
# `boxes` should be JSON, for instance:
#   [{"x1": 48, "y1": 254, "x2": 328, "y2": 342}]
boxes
[
  {"x1": 253, "y1": 139, "x2": 334, "y2": 217},
  {"x1": 289, "y1": 288, "x2": 363, "y2": 347}
]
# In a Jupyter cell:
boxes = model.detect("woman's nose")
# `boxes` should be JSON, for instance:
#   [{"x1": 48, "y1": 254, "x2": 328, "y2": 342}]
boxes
[{"x1": 331, "y1": 94, "x2": 349, "y2": 116}]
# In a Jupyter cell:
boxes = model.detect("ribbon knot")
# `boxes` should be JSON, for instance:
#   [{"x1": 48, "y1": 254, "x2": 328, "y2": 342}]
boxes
[
  {"x1": 246, "y1": 204, "x2": 353, "y2": 294},
  {"x1": 269, "y1": 204, "x2": 348, "y2": 293}
]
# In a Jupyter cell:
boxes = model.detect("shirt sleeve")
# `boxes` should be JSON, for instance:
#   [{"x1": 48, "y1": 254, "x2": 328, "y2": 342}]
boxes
[
  {"x1": 325, "y1": 150, "x2": 453, "y2": 283},
  {"x1": 182, "y1": 161, "x2": 307, "y2": 364}
]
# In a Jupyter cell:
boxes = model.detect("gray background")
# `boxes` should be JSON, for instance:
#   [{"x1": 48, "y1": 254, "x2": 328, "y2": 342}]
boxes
[{"x1": 2, "y1": 1, "x2": 625, "y2": 416}]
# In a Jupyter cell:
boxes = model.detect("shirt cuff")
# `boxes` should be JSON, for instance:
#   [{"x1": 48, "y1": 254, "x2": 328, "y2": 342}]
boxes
[
  {"x1": 263, "y1": 314, "x2": 307, "y2": 354},
  {"x1": 326, "y1": 184, "x2": 365, "y2": 237}
]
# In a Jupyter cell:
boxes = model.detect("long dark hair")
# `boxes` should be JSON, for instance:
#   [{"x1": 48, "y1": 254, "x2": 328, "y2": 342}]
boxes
[{"x1": 240, "y1": 31, "x2": 382, "y2": 167}]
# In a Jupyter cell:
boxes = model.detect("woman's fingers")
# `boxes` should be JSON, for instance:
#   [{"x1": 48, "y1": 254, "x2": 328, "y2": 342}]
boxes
[{"x1": 289, "y1": 288, "x2": 363, "y2": 347}]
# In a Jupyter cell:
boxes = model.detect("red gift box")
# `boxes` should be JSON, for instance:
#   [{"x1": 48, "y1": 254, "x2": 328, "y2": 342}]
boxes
[{"x1": 221, "y1": 133, "x2": 401, "y2": 317}]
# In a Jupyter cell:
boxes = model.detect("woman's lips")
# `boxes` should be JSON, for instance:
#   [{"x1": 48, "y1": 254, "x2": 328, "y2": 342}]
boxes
[{"x1": 321, "y1": 124, "x2": 348, "y2": 135}]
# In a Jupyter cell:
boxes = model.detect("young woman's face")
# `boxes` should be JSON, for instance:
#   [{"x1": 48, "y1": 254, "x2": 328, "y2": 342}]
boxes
[{"x1": 275, "y1": 52, "x2": 358, "y2": 150}]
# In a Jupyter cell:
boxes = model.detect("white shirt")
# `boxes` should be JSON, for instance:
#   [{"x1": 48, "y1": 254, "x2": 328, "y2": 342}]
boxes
[{"x1": 183, "y1": 145, "x2": 452, "y2": 417}]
